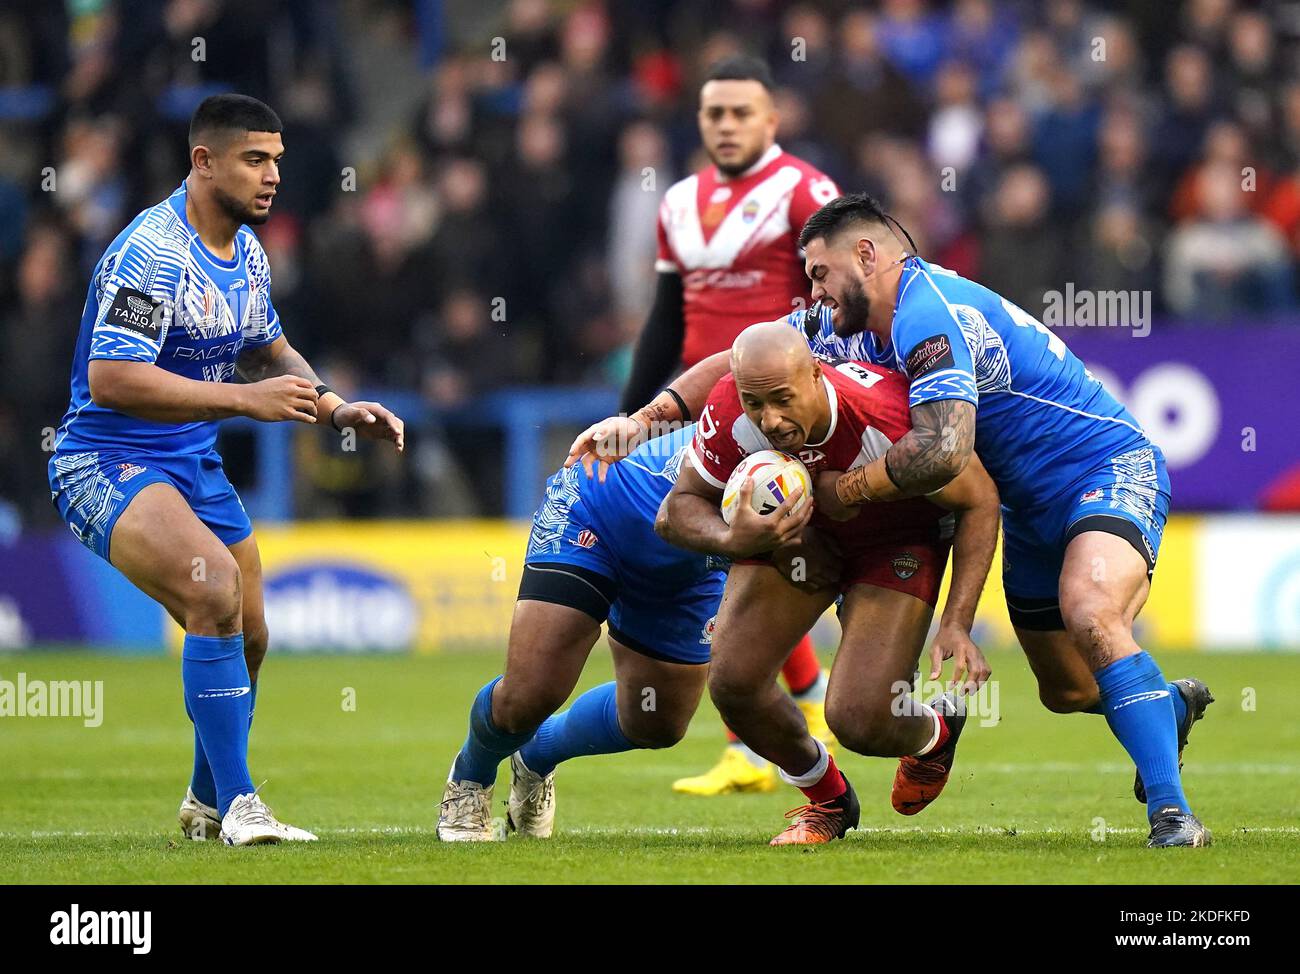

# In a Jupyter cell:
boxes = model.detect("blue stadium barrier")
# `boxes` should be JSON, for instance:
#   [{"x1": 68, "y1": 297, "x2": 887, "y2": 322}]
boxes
[
  {"x1": 0, "y1": 85, "x2": 56, "y2": 120},
  {"x1": 225, "y1": 386, "x2": 618, "y2": 520}
]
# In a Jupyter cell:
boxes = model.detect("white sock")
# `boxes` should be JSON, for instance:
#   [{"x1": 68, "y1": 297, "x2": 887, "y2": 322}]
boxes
[
  {"x1": 913, "y1": 703, "x2": 942, "y2": 757},
  {"x1": 778, "y1": 737, "x2": 829, "y2": 788}
]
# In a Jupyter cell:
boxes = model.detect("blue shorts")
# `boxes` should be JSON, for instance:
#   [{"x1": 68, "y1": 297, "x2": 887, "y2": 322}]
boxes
[
  {"x1": 49, "y1": 449, "x2": 252, "y2": 562},
  {"x1": 1003, "y1": 444, "x2": 1171, "y2": 630},
  {"x1": 520, "y1": 466, "x2": 725, "y2": 665}
]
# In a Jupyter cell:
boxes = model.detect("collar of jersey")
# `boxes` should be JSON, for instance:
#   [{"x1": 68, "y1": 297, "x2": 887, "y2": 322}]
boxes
[
  {"x1": 804, "y1": 374, "x2": 838, "y2": 447},
  {"x1": 170, "y1": 182, "x2": 243, "y2": 271},
  {"x1": 720, "y1": 143, "x2": 783, "y2": 183},
  {"x1": 879, "y1": 255, "x2": 925, "y2": 361}
]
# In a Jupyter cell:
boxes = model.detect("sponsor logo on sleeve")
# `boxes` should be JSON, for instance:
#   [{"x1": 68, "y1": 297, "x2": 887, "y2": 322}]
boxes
[
  {"x1": 904, "y1": 334, "x2": 954, "y2": 379},
  {"x1": 105, "y1": 287, "x2": 164, "y2": 340}
]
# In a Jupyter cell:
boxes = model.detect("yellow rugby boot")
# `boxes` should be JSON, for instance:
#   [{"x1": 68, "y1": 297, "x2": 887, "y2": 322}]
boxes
[{"x1": 672, "y1": 745, "x2": 778, "y2": 795}]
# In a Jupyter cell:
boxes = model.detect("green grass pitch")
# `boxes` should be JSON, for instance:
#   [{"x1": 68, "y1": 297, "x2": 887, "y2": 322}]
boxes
[{"x1": 1, "y1": 648, "x2": 1297, "y2": 884}]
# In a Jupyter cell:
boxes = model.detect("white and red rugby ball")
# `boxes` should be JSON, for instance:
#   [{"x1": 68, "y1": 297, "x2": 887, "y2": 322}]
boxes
[{"x1": 720, "y1": 450, "x2": 812, "y2": 525}]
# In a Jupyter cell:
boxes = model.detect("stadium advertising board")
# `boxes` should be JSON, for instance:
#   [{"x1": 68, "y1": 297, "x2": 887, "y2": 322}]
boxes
[
  {"x1": 1063, "y1": 327, "x2": 1300, "y2": 511},
  {"x1": 4, "y1": 516, "x2": 1295, "y2": 652}
]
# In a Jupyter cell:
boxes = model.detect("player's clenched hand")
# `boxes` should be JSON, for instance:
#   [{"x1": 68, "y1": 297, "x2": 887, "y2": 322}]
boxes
[
  {"x1": 724, "y1": 478, "x2": 813, "y2": 558},
  {"x1": 814, "y1": 470, "x2": 860, "y2": 521},
  {"x1": 243, "y1": 375, "x2": 318, "y2": 423},
  {"x1": 929, "y1": 623, "x2": 990, "y2": 696},
  {"x1": 332, "y1": 400, "x2": 405, "y2": 453},
  {"x1": 772, "y1": 525, "x2": 841, "y2": 593},
  {"x1": 564, "y1": 415, "x2": 646, "y2": 483}
]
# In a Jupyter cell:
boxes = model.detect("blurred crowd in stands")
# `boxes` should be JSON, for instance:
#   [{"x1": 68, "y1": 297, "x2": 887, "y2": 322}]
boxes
[{"x1": 2, "y1": 0, "x2": 1300, "y2": 521}]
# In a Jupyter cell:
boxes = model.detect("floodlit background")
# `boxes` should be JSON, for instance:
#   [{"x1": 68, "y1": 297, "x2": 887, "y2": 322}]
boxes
[{"x1": 1, "y1": 0, "x2": 1299, "y2": 654}]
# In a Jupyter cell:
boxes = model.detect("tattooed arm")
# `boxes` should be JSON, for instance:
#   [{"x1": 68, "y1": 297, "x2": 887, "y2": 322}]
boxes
[
  {"x1": 564, "y1": 350, "x2": 732, "y2": 479},
  {"x1": 834, "y1": 398, "x2": 976, "y2": 504}
]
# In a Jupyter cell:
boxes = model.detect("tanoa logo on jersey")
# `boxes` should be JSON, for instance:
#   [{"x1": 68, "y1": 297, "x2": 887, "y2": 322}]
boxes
[{"x1": 263, "y1": 564, "x2": 416, "y2": 652}]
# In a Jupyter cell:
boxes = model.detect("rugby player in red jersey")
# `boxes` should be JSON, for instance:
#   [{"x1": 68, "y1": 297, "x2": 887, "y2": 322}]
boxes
[
  {"x1": 657, "y1": 322, "x2": 999, "y2": 844},
  {"x1": 621, "y1": 55, "x2": 842, "y2": 794}
]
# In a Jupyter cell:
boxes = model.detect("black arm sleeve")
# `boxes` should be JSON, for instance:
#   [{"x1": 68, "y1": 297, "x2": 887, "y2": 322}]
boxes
[{"x1": 619, "y1": 271, "x2": 685, "y2": 413}]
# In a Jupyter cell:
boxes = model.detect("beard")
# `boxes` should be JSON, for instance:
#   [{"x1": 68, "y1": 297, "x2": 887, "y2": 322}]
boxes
[
  {"x1": 213, "y1": 184, "x2": 267, "y2": 225},
  {"x1": 711, "y1": 145, "x2": 764, "y2": 178},
  {"x1": 831, "y1": 276, "x2": 872, "y2": 337}
]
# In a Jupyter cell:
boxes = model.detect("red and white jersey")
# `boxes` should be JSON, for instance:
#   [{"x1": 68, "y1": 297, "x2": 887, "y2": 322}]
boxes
[
  {"x1": 656, "y1": 144, "x2": 839, "y2": 368},
  {"x1": 688, "y1": 360, "x2": 953, "y2": 545}
]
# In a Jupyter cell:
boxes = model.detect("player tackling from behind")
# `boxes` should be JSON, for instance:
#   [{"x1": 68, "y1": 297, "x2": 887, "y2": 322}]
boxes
[
  {"x1": 658, "y1": 322, "x2": 999, "y2": 843},
  {"x1": 622, "y1": 54, "x2": 842, "y2": 796},
  {"x1": 795, "y1": 194, "x2": 1211, "y2": 848},
  {"x1": 48, "y1": 94, "x2": 404, "y2": 845}
]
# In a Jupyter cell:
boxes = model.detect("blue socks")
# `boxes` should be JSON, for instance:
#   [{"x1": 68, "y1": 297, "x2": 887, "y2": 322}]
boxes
[
  {"x1": 182, "y1": 634, "x2": 254, "y2": 816},
  {"x1": 187, "y1": 680, "x2": 257, "y2": 810},
  {"x1": 518, "y1": 682, "x2": 634, "y2": 777},
  {"x1": 452, "y1": 677, "x2": 538, "y2": 786},
  {"x1": 1095, "y1": 652, "x2": 1189, "y2": 818},
  {"x1": 1084, "y1": 681, "x2": 1186, "y2": 726}
]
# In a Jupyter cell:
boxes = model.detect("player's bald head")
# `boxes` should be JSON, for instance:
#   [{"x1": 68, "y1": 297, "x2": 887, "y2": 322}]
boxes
[
  {"x1": 731, "y1": 320, "x2": 814, "y2": 384},
  {"x1": 730, "y1": 321, "x2": 827, "y2": 452}
]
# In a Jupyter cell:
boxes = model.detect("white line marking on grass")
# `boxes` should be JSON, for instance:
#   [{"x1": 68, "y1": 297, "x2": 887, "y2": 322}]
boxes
[
  {"x1": 6, "y1": 825, "x2": 1300, "y2": 839},
  {"x1": 971, "y1": 762, "x2": 1300, "y2": 775}
]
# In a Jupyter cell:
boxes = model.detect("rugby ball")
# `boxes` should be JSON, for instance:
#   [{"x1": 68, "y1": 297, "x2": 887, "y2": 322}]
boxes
[{"x1": 720, "y1": 450, "x2": 812, "y2": 525}]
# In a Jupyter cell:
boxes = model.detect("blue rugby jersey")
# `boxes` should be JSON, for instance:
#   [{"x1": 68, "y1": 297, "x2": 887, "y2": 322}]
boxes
[
  {"x1": 583, "y1": 423, "x2": 724, "y2": 579},
  {"x1": 52, "y1": 182, "x2": 282, "y2": 458},
  {"x1": 787, "y1": 258, "x2": 1154, "y2": 510}
]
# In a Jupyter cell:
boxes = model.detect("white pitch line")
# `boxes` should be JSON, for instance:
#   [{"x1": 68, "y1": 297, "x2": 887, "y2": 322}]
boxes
[
  {"x1": 971, "y1": 762, "x2": 1300, "y2": 775},
  {"x1": 5, "y1": 825, "x2": 1300, "y2": 839}
]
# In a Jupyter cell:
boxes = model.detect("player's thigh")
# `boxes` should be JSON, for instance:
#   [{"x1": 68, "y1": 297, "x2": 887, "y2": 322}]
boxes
[
  {"x1": 500, "y1": 562, "x2": 612, "y2": 726},
  {"x1": 608, "y1": 637, "x2": 707, "y2": 748},
  {"x1": 109, "y1": 482, "x2": 241, "y2": 634},
  {"x1": 603, "y1": 569, "x2": 718, "y2": 744},
  {"x1": 1013, "y1": 626, "x2": 1099, "y2": 713},
  {"x1": 228, "y1": 533, "x2": 268, "y2": 672},
  {"x1": 1058, "y1": 530, "x2": 1150, "y2": 669},
  {"x1": 709, "y1": 563, "x2": 837, "y2": 692},
  {"x1": 826, "y1": 583, "x2": 934, "y2": 739},
  {"x1": 1056, "y1": 448, "x2": 1169, "y2": 665}
]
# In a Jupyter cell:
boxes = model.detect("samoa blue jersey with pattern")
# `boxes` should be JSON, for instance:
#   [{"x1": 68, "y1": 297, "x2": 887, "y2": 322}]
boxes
[
  {"x1": 53, "y1": 182, "x2": 282, "y2": 458},
  {"x1": 588, "y1": 422, "x2": 696, "y2": 517},
  {"x1": 578, "y1": 422, "x2": 723, "y2": 579},
  {"x1": 785, "y1": 257, "x2": 1154, "y2": 511}
]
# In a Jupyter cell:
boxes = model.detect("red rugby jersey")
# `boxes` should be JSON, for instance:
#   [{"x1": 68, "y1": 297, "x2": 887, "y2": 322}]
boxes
[
  {"x1": 656, "y1": 144, "x2": 839, "y2": 368},
  {"x1": 688, "y1": 360, "x2": 953, "y2": 546}
]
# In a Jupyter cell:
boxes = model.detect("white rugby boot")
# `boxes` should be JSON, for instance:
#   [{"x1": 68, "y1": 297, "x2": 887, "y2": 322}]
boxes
[
  {"x1": 178, "y1": 788, "x2": 221, "y2": 841},
  {"x1": 506, "y1": 752, "x2": 556, "y2": 838},
  {"x1": 219, "y1": 792, "x2": 318, "y2": 846},
  {"x1": 437, "y1": 767, "x2": 501, "y2": 842}
]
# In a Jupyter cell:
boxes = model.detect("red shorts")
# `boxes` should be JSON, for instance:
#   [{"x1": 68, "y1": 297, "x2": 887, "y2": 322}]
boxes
[
  {"x1": 738, "y1": 530, "x2": 951, "y2": 606},
  {"x1": 838, "y1": 535, "x2": 951, "y2": 606}
]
